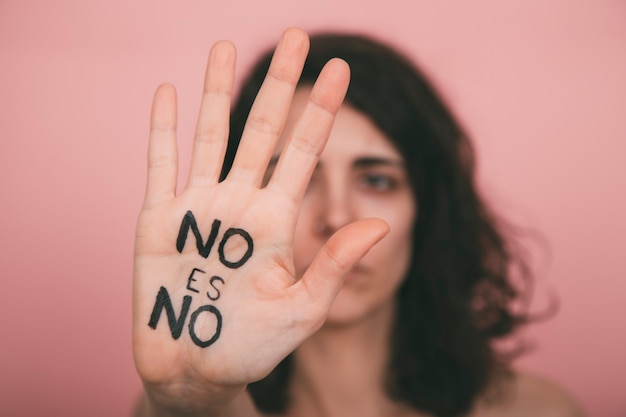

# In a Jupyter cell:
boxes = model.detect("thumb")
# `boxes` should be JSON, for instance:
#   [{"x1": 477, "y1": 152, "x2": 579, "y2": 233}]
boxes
[{"x1": 296, "y1": 217, "x2": 389, "y2": 313}]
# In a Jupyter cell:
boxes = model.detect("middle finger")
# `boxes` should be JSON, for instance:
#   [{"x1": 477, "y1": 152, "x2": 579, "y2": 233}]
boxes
[{"x1": 227, "y1": 28, "x2": 309, "y2": 186}]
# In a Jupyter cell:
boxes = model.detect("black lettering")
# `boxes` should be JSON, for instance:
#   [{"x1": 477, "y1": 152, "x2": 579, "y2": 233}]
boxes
[
  {"x1": 218, "y1": 228, "x2": 254, "y2": 268},
  {"x1": 186, "y1": 268, "x2": 205, "y2": 293},
  {"x1": 207, "y1": 276, "x2": 224, "y2": 301},
  {"x1": 189, "y1": 305, "x2": 222, "y2": 348},
  {"x1": 176, "y1": 211, "x2": 221, "y2": 258},
  {"x1": 148, "y1": 286, "x2": 192, "y2": 340}
]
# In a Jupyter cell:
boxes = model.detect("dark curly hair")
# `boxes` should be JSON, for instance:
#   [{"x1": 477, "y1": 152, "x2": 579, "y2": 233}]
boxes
[{"x1": 222, "y1": 32, "x2": 531, "y2": 417}]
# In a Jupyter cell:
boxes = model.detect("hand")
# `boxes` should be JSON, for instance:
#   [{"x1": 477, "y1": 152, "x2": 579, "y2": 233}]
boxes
[{"x1": 132, "y1": 27, "x2": 389, "y2": 414}]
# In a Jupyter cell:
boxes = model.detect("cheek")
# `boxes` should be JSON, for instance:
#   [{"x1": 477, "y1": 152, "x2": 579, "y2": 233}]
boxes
[
  {"x1": 367, "y1": 201, "x2": 416, "y2": 281},
  {"x1": 369, "y1": 222, "x2": 413, "y2": 279},
  {"x1": 293, "y1": 192, "x2": 417, "y2": 280}
]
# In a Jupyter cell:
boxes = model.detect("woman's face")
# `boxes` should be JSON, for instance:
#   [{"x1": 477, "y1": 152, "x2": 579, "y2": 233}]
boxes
[{"x1": 276, "y1": 88, "x2": 417, "y2": 325}]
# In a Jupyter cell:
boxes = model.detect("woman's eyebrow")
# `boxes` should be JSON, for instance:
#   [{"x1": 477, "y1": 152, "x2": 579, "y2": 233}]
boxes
[{"x1": 353, "y1": 157, "x2": 405, "y2": 168}]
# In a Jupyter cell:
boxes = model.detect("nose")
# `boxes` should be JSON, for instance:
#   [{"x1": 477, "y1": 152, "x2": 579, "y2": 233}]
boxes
[{"x1": 315, "y1": 181, "x2": 355, "y2": 236}]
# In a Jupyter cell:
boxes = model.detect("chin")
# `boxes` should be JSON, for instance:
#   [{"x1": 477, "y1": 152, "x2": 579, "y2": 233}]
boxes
[{"x1": 323, "y1": 289, "x2": 396, "y2": 328}]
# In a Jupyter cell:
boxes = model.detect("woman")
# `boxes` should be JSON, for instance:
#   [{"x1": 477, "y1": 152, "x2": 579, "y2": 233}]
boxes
[{"x1": 133, "y1": 28, "x2": 583, "y2": 417}]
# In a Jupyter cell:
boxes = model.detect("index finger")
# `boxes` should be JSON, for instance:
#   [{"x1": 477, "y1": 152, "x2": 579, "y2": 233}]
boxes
[{"x1": 187, "y1": 40, "x2": 237, "y2": 188}]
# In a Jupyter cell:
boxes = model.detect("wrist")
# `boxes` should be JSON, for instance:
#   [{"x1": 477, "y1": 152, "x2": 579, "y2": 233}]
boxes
[{"x1": 142, "y1": 383, "x2": 257, "y2": 417}]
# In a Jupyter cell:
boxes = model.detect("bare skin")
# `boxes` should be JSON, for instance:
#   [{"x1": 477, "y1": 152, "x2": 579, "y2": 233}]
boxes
[
  {"x1": 265, "y1": 89, "x2": 586, "y2": 417},
  {"x1": 133, "y1": 28, "x2": 585, "y2": 417},
  {"x1": 133, "y1": 27, "x2": 388, "y2": 417}
]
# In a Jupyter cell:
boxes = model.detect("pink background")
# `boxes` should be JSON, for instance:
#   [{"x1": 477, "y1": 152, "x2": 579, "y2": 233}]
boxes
[{"x1": 1, "y1": 1, "x2": 625, "y2": 416}]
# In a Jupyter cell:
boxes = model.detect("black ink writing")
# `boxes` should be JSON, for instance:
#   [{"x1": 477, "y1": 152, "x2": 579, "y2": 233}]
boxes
[
  {"x1": 218, "y1": 228, "x2": 254, "y2": 268},
  {"x1": 207, "y1": 276, "x2": 224, "y2": 301},
  {"x1": 157, "y1": 210, "x2": 250, "y2": 348},
  {"x1": 148, "y1": 286, "x2": 192, "y2": 340},
  {"x1": 186, "y1": 268, "x2": 205, "y2": 293},
  {"x1": 176, "y1": 211, "x2": 221, "y2": 258},
  {"x1": 176, "y1": 210, "x2": 253, "y2": 269},
  {"x1": 189, "y1": 305, "x2": 222, "y2": 348},
  {"x1": 148, "y1": 286, "x2": 222, "y2": 348}
]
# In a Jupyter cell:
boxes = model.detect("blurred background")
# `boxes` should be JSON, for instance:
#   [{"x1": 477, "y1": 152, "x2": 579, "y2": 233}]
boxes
[{"x1": 1, "y1": 1, "x2": 625, "y2": 416}]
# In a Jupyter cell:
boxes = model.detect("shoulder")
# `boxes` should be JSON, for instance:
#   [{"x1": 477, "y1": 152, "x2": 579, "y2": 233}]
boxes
[
  {"x1": 511, "y1": 372, "x2": 586, "y2": 416},
  {"x1": 471, "y1": 370, "x2": 586, "y2": 417}
]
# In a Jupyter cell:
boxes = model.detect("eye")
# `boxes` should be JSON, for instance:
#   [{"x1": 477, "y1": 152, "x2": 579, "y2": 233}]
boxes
[{"x1": 358, "y1": 172, "x2": 397, "y2": 192}]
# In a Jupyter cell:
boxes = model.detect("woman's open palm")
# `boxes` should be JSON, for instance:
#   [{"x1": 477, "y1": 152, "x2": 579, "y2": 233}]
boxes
[{"x1": 132, "y1": 28, "x2": 388, "y2": 412}]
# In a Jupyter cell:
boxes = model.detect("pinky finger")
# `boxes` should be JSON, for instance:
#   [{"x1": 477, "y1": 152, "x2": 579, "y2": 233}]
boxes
[{"x1": 144, "y1": 83, "x2": 179, "y2": 208}]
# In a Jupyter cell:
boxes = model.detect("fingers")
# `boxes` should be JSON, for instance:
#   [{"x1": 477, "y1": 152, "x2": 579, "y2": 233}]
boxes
[
  {"x1": 144, "y1": 83, "x2": 178, "y2": 208},
  {"x1": 295, "y1": 218, "x2": 389, "y2": 315},
  {"x1": 187, "y1": 41, "x2": 237, "y2": 187},
  {"x1": 227, "y1": 27, "x2": 310, "y2": 186},
  {"x1": 267, "y1": 58, "x2": 350, "y2": 201}
]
